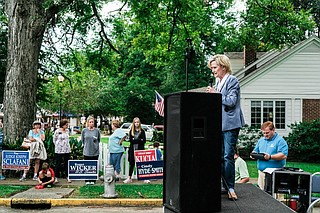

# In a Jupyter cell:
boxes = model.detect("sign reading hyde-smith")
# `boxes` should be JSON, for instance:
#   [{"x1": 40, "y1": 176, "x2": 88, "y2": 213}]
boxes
[
  {"x1": 2, "y1": 151, "x2": 30, "y2": 170},
  {"x1": 68, "y1": 160, "x2": 98, "y2": 180}
]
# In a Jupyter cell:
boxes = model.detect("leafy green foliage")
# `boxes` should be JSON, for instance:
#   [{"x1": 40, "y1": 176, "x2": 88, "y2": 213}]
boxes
[
  {"x1": 238, "y1": 125, "x2": 263, "y2": 157},
  {"x1": 69, "y1": 137, "x2": 84, "y2": 160},
  {"x1": 290, "y1": 0, "x2": 320, "y2": 35},
  {"x1": 152, "y1": 131, "x2": 164, "y2": 144},
  {"x1": 285, "y1": 119, "x2": 320, "y2": 162},
  {"x1": 240, "y1": 0, "x2": 316, "y2": 50},
  {"x1": 3, "y1": 0, "x2": 319, "y2": 142}
]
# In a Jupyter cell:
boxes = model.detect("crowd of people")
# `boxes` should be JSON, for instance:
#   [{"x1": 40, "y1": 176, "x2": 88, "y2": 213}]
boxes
[
  {"x1": 0, "y1": 54, "x2": 290, "y2": 199},
  {"x1": 0, "y1": 115, "x2": 163, "y2": 188}
]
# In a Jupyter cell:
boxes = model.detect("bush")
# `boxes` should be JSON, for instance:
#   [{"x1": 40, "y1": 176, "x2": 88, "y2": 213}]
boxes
[
  {"x1": 152, "y1": 130, "x2": 164, "y2": 144},
  {"x1": 285, "y1": 119, "x2": 320, "y2": 163},
  {"x1": 237, "y1": 125, "x2": 263, "y2": 159}
]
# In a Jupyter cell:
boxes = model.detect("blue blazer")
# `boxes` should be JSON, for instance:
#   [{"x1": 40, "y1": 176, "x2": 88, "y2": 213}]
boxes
[{"x1": 218, "y1": 75, "x2": 245, "y2": 131}]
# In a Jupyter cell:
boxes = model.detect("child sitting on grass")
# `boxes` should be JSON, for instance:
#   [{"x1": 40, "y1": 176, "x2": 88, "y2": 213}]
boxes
[{"x1": 37, "y1": 162, "x2": 55, "y2": 188}]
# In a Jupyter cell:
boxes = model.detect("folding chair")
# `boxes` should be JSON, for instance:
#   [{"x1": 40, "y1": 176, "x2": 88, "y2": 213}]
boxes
[{"x1": 307, "y1": 172, "x2": 320, "y2": 213}]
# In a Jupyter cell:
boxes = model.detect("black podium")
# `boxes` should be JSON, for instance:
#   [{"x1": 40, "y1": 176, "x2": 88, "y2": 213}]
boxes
[{"x1": 163, "y1": 92, "x2": 222, "y2": 213}]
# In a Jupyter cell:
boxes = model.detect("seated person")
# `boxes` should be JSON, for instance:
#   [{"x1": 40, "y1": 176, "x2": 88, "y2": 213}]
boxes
[
  {"x1": 38, "y1": 162, "x2": 55, "y2": 187},
  {"x1": 234, "y1": 148, "x2": 249, "y2": 183}
]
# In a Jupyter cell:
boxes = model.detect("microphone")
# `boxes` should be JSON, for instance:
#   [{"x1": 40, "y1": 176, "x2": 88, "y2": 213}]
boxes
[{"x1": 209, "y1": 75, "x2": 213, "y2": 87}]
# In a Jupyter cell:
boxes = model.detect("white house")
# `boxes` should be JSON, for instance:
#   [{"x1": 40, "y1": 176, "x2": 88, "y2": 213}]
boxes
[
  {"x1": 234, "y1": 36, "x2": 320, "y2": 136},
  {"x1": 192, "y1": 36, "x2": 320, "y2": 136}
]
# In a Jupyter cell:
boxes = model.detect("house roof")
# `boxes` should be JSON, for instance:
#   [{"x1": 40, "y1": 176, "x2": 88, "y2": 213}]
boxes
[
  {"x1": 234, "y1": 36, "x2": 320, "y2": 86},
  {"x1": 190, "y1": 36, "x2": 320, "y2": 93}
]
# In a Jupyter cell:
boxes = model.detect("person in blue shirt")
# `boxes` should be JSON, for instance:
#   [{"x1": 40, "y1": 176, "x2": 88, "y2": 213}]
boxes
[
  {"x1": 108, "y1": 120, "x2": 126, "y2": 181},
  {"x1": 252, "y1": 121, "x2": 288, "y2": 190},
  {"x1": 20, "y1": 120, "x2": 46, "y2": 181},
  {"x1": 153, "y1": 142, "x2": 162, "y2": 161}
]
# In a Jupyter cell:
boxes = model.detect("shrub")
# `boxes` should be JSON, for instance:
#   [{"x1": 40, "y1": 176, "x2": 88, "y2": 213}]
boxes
[
  {"x1": 152, "y1": 130, "x2": 164, "y2": 144},
  {"x1": 237, "y1": 124, "x2": 263, "y2": 159},
  {"x1": 285, "y1": 119, "x2": 320, "y2": 163}
]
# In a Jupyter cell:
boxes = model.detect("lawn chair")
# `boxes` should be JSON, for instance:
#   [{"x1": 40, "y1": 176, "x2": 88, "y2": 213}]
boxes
[{"x1": 307, "y1": 172, "x2": 320, "y2": 213}]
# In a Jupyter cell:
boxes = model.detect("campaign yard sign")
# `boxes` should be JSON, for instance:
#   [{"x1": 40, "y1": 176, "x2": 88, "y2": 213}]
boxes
[
  {"x1": 134, "y1": 149, "x2": 157, "y2": 162},
  {"x1": 68, "y1": 160, "x2": 98, "y2": 180},
  {"x1": 2, "y1": 150, "x2": 30, "y2": 170},
  {"x1": 134, "y1": 149, "x2": 163, "y2": 180},
  {"x1": 136, "y1": 160, "x2": 163, "y2": 180}
]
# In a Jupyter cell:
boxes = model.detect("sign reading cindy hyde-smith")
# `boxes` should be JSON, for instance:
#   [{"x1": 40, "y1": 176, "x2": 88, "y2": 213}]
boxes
[
  {"x1": 134, "y1": 149, "x2": 163, "y2": 180},
  {"x1": 136, "y1": 160, "x2": 163, "y2": 180},
  {"x1": 2, "y1": 150, "x2": 30, "y2": 170},
  {"x1": 68, "y1": 160, "x2": 98, "y2": 180}
]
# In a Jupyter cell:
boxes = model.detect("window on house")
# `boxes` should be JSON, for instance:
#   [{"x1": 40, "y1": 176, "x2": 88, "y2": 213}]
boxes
[{"x1": 251, "y1": 101, "x2": 286, "y2": 129}]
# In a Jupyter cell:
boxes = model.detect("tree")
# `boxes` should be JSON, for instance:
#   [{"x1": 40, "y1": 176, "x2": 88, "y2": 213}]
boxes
[
  {"x1": 239, "y1": 0, "x2": 316, "y2": 50},
  {"x1": 290, "y1": 0, "x2": 320, "y2": 37},
  {"x1": 37, "y1": 0, "x2": 237, "y2": 124},
  {"x1": 3, "y1": 0, "x2": 317, "y2": 144},
  {"x1": 0, "y1": 1, "x2": 7, "y2": 104},
  {"x1": 2, "y1": 0, "x2": 111, "y2": 143},
  {"x1": 4, "y1": 1, "x2": 50, "y2": 143}
]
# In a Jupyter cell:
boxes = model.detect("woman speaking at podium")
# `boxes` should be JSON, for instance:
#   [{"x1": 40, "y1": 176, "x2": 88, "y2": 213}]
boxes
[{"x1": 206, "y1": 54, "x2": 245, "y2": 201}]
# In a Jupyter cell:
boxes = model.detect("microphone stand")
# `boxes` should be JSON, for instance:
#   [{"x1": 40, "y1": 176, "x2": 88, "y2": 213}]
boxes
[{"x1": 185, "y1": 38, "x2": 193, "y2": 92}]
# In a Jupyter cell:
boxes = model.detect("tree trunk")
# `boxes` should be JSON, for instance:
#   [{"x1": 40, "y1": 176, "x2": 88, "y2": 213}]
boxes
[{"x1": 3, "y1": 0, "x2": 47, "y2": 144}]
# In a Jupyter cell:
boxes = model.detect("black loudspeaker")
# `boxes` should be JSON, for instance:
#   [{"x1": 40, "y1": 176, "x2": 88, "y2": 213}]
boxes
[{"x1": 163, "y1": 92, "x2": 222, "y2": 213}]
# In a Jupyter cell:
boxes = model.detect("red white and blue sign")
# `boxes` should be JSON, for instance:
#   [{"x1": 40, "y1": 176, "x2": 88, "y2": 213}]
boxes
[
  {"x1": 2, "y1": 150, "x2": 30, "y2": 170},
  {"x1": 136, "y1": 160, "x2": 163, "y2": 180},
  {"x1": 68, "y1": 160, "x2": 98, "y2": 180},
  {"x1": 134, "y1": 150, "x2": 163, "y2": 180}
]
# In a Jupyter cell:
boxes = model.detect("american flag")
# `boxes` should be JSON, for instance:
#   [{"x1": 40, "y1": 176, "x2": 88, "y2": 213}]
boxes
[{"x1": 155, "y1": 91, "x2": 164, "y2": 117}]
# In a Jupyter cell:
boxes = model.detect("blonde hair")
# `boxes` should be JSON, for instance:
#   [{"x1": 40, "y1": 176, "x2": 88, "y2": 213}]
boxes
[
  {"x1": 112, "y1": 119, "x2": 121, "y2": 128},
  {"x1": 86, "y1": 116, "x2": 95, "y2": 127},
  {"x1": 208, "y1": 54, "x2": 232, "y2": 74},
  {"x1": 130, "y1": 117, "x2": 142, "y2": 136}
]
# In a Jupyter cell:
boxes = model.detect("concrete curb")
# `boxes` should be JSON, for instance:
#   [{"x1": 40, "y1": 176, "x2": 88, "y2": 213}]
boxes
[
  {"x1": 0, "y1": 198, "x2": 11, "y2": 207},
  {"x1": 1, "y1": 198, "x2": 163, "y2": 207},
  {"x1": 51, "y1": 198, "x2": 163, "y2": 207}
]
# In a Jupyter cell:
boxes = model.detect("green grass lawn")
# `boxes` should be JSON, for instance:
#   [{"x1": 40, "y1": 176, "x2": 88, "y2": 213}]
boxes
[
  {"x1": 66, "y1": 160, "x2": 320, "y2": 199},
  {"x1": 70, "y1": 184, "x2": 163, "y2": 199},
  {"x1": 0, "y1": 185, "x2": 30, "y2": 198},
  {"x1": 1, "y1": 156, "x2": 318, "y2": 198},
  {"x1": 247, "y1": 160, "x2": 320, "y2": 178}
]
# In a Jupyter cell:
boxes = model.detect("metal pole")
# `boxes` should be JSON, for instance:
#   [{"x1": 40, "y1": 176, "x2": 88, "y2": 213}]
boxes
[
  {"x1": 57, "y1": 75, "x2": 64, "y2": 123},
  {"x1": 185, "y1": 38, "x2": 193, "y2": 92},
  {"x1": 59, "y1": 92, "x2": 62, "y2": 122}
]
